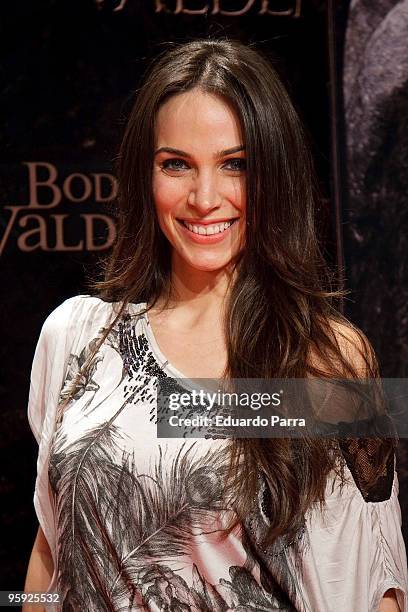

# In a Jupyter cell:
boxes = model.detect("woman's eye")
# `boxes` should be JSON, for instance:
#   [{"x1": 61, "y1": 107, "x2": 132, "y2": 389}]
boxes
[
  {"x1": 161, "y1": 158, "x2": 189, "y2": 171},
  {"x1": 224, "y1": 158, "x2": 246, "y2": 171},
  {"x1": 160, "y1": 157, "x2": 246, "y2": 172}
]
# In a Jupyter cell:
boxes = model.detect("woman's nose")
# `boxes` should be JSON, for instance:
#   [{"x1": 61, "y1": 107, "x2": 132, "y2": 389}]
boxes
[{"x1": 187, "y1": 172, "x2": 221, "y2": 214}]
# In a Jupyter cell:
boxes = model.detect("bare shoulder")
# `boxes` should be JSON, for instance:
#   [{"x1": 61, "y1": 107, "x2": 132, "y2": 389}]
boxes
[
  {"x1": 309, "y1": 316, "x2": 377, "y2": 377},
  {"x1": 327, "y1": 318, "x2": 377, "y2": 376}
]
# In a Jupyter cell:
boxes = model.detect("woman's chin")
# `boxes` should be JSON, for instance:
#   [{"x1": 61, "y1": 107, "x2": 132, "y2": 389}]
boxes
[{"x1": 184, "y1": 257, "x2": 234, "y2": 273}]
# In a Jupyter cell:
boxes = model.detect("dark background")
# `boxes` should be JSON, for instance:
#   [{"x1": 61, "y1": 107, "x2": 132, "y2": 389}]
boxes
[{"x1": 1, "y1": 0, "x2": 406, "y2": 588}]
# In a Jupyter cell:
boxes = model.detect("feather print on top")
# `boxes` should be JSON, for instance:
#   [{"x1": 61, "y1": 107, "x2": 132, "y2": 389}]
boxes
[
  {"x1": 48, "y1": 306, "x2": 306, "y2": 611},
  {"x1": 50, "y1": 430, "x2": 298, "y2": 611}
]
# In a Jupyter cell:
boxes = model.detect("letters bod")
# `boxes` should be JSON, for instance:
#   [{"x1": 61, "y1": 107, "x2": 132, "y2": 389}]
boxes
[{"x1": 1, "y1": 162, "x2": 118, "y2": 254}]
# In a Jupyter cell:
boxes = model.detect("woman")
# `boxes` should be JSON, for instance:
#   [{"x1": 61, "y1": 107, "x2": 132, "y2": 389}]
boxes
[{"x1": 24, "y1": 39, "x2": 407, "y2": 611}]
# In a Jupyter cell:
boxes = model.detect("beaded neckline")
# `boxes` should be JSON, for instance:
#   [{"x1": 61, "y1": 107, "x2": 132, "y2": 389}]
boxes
[{"x1": 127, "y1": 302, "x2": 187, "y2": 380}]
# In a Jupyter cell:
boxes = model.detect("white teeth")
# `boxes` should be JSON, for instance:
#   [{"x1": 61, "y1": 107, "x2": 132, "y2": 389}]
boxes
[{"x1": 183, "y1": 220, "x2": 235, "y2": 235}]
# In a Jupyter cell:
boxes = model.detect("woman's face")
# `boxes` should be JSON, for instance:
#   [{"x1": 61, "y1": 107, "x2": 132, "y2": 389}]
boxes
[{"x1": 152, "y1": 88, "x2": 246, "y2": 273}]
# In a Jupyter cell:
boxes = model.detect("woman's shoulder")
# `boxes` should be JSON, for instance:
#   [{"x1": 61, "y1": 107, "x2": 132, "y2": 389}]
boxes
[
  {"x1": 328, "y1": 318, "x2": 373, "y2": 359},
  {"x1": 39, "y1": 294, "x2": 121, "y2": 345},
  {"x1": 310, "y1": 315, "x2": 377, "y2": 377}
]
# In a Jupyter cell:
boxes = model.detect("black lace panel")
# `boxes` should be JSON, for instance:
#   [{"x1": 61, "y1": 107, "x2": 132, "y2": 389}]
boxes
[{"x1": 338, "y1": 438, "x2": 395, "y2": 502}]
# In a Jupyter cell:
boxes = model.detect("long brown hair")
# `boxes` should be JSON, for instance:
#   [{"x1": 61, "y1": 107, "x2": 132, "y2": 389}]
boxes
[{"x1": 72, "y1": 38, "x2": 393, "y2": 545}]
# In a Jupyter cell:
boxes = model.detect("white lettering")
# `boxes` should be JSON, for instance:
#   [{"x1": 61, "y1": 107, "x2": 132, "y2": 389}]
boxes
[
  {"x1": 92, "y1": 173, "x2": 118, "y2": 202},
  {"x1": 23, "y1": 162, "x2": 61, "y2": 208},
  {"x1": 211, "y1": 0, "x2": 256, "y2": 16},
  {"x1": 154, "y1": 0, "x2": 301, "y2": 16},
  {"x1": 82, "y1": 213, "x2": 116, "y2": 250},
  {"x1": 270, "y1": 416, "x2": 306, "y2": 426},
  {"x1": 17, "y1": 214, "x2": 48, "y2": 251},
  {"x1": 53, "y1": 214, "x2": 84, "y2": 251},
  {"x1": 260, "y1": 0, "x2": 301, "y2": 17},
  {"x1": 0, "y1": 206, "x2": 20, "y2": 255},
  {"x1": 113, "y1": 0, "x2": 128, "y2": 10},
  {"x1": 63, "y1": 173, "x2": 93, "y2": 203},
  {"x1": 175, "y1": 0, "x2": 208, "y2": 14}
]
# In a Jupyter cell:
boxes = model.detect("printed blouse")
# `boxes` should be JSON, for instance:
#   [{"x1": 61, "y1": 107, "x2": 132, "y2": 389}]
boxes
[{"x1": 27, "y1": 295, "x2": 408, "y2": 611}]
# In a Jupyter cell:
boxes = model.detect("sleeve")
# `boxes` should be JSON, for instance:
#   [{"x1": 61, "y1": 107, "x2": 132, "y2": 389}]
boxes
[
  {"x1": 28, "y1": 297, "x2": 78, "y2": 444},
  {"x1": 27, "y1": 296, "x2": 81, "y2": 590},
  {"x1": 338, "y1": 441, "x2": 408, "y2": 612},
  {"x1": 369, "y1": 467, "x2": 408, "y2": 612},
  {"x1": 27, "y1": 293, "x2": 118, "y2": 590}
]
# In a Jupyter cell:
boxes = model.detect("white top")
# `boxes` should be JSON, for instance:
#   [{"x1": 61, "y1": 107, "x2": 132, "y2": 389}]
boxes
[{"x1": 27, "y1": 295, "x2": 408, "y2": 611}]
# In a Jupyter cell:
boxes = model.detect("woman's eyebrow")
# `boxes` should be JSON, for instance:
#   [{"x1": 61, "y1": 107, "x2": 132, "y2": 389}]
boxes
[{"x1": 154, "y1": 145, "x2": 245, "y2": 158}]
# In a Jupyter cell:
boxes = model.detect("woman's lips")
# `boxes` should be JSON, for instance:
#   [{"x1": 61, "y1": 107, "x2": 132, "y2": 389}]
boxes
[{"x1": 177, "y1": 219, "x2": 239, "y2": 244}]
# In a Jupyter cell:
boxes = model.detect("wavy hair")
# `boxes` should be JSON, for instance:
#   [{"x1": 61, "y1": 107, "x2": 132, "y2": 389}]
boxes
[{"x1": 67, "y1": 38, "x2": 394, "y2": 545}]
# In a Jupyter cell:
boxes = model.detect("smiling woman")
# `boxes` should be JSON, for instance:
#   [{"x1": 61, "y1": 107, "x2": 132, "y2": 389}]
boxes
[
  {"x1": 153, "y1": 89, "x2": 246, "y2": 275},
  {"x1": 24, "y1": 39, "x2": 407, "y2": 612}
]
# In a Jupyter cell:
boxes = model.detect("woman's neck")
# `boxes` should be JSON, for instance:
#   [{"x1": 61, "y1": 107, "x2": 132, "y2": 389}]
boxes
[{"x1": 158, "y1": 256, "x2": 235, "y2": 315}]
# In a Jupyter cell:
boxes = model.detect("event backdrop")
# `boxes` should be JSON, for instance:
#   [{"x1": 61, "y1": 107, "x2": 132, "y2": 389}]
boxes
[
  {"x1": 1, "y1": 0, "x2": 406, "y2": 588},
  {"x1": 340, "y1": 0, "x2": 408, "y2": 546}
]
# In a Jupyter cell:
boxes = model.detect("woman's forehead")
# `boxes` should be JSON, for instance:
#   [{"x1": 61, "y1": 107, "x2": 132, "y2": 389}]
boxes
[{"x1": 155, "y1": 90, "x2": 244, "y2": 149}]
